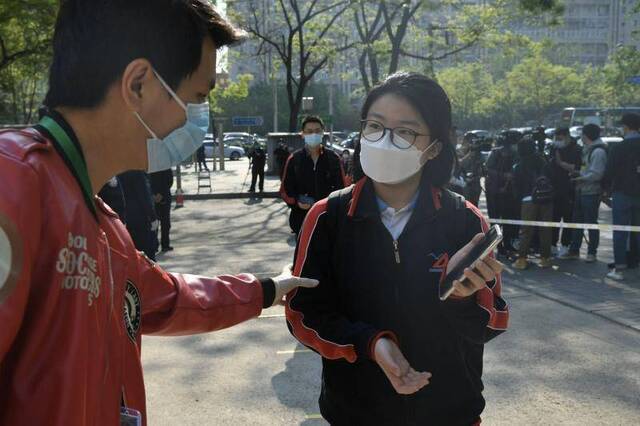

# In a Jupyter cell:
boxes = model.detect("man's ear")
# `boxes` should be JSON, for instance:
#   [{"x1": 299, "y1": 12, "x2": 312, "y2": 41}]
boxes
[{"x1": 121, "y1": 59, "x2": 154, "y2": 112}]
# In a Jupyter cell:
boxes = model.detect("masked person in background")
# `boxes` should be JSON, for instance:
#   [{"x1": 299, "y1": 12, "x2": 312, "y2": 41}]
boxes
[
  {"x1": 549, "y1": 127, "x2": 581, "y2": 257},
  {"x1": 459, "y1": 133, "x2": 484, "y2": 207},
  {"x1": 280, "y1": 115, "x2": 347, "y2": 235},
  {"x1": 286, "y1": 73, "x2": 508, "y2": 425},
  {"x1": 0, "y1": 1, "x2": 318, "y2": 425},
  {"x1": 485, "y1": 131, "x2": 521, "y2": 257}
]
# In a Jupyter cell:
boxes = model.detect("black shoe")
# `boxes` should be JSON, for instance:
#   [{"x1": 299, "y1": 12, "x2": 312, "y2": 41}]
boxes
[{"x1": 161, "y1": 246, "x2": 174, "y2": 252}]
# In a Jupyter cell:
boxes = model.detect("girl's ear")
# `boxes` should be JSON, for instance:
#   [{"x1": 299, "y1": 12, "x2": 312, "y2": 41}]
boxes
[{"x1": 420, "y1": 140, "x2": 442, "y2": 165}]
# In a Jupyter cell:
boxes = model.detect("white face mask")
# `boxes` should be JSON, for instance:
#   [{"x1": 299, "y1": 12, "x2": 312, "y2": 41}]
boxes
[{"x1": 360, "y1": 132, "x2": 438, "y2": 185}]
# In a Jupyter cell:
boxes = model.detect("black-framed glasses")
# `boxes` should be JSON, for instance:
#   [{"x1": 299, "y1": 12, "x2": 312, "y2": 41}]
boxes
[{"x1": 360, "y1": 119, "x2": 430, "y2": 149}]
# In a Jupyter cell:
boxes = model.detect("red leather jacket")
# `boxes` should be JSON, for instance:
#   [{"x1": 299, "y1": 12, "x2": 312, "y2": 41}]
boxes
[{"x1": 0, "y1": 128, "x2": 268, "y2": 425}]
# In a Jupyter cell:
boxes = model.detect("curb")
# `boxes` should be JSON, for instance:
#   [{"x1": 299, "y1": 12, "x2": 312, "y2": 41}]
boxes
[{"x1": 173, "y1": 192, "x2": 280, "y2": 201}]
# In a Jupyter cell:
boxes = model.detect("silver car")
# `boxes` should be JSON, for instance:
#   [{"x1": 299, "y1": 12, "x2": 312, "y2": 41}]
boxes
[{"x1": 202, "y1": 140, "x2": 245, "y2": 160}]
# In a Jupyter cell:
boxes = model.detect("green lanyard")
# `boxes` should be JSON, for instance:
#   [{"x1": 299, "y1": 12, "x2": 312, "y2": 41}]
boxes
[{"x1": 39, "y1": 116, "x2": 97, "y2": 217}]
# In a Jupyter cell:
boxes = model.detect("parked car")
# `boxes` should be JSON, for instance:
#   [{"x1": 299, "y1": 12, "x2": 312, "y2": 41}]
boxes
[
  {"x1": 466, "y1": 129, "x2": 491, "y2": 140},
  {"x1": 569, "y1": 126, "x2": 583, "y2": 139},
  {"x1": 223, "y1": 137, "x2": 262, "y2": 155},
  {"x1": 203, "y1": 139, "x2": 245, "y2": 160},
  {"x1": 223, "y1": 132, "x2": 255, "y2": 142},
  {"x1": 510, "y1": 127, "x2": 533, "y2": 135},
  {"x1": 602, "y1": 136, "x2": 624, "y2": 146},
  {"x1": 330, "y1": 131, "x2": 351, "y2": 142}
]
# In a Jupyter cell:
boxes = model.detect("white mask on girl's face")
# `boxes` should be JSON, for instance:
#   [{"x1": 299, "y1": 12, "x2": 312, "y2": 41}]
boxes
[{"x1": 360, "y1": 132, "x2": 438, "y2": 185}]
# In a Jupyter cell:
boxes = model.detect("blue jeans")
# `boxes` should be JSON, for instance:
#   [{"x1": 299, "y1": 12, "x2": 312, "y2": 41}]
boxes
[
  {"x1": 612, "y1": 192, "x2": 640, "y2": 267},
  {"x1": 570, "y1": 193, "x2": 601, "y2": 255}
]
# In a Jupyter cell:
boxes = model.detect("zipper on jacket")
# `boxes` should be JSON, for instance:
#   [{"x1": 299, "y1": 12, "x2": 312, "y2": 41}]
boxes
[{"x1": 393, "y1": 240, "x2": 401, "y2": 264}]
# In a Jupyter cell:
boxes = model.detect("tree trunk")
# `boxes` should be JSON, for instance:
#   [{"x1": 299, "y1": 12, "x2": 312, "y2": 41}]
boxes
[
  {"x1": 359, "y1": 51, "x2": 371, "y2": 93},
  {"x1": 369, "y1": 47, "x2": 380, "y2": 86},
  {"x1": 288, "y1": 84, "x2": 306, "y2": 132},
  {"x1": 289, "y1": 102, "x2": 300, "y2": 132}
]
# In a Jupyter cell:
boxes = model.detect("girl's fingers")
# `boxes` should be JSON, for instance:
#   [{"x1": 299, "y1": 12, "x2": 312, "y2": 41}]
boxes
[
  {"x1": 462, "y1": 268, "x2": 486, "y2": 290},
  {"x1": 474, "y1": 260, "x2": 495, "y2": 282}
]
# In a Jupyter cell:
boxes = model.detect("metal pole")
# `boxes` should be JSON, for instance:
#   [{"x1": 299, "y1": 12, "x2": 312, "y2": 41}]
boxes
[
  {"x1": 273, "y1": 68, "x2": 278, "y2": 132},
  {"x1": 219, "y1": 121, "x2": 225, "y2": 171}
]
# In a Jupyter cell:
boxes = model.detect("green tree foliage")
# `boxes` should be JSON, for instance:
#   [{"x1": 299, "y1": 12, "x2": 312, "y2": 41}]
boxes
[
  {"x1": 346, "y1": 0, "x2": 563, "y2": 92},
  {"x1": 212, "y1": 78, "x2": 360, "y2": 134},
  {"x1": 437, "y1": 63, "x2": 494, "y2": 126},
  {"x1": 505, "y1": 47, "x2": 582, "y2": 123},
  {"x1": 208, "y1": 73, "x2": 254, "y2": 114},
  {"x1": 601, "y1": 46, "x2": 640, "y2": 107},
  {"x1": 0, "y1": 0, "x2": 57, "y2": 124}
]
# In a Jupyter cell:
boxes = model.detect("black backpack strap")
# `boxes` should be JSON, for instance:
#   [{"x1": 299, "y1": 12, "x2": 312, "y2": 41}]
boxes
[
  {"x1": 326, "y1": 186, "x2": 354, "y2": 242},
  {"x1": 325, "y1": 186, "x2": 355, "y2": 278},
  {"x1": 588, "y1": 145, "x2": 606, "y2": 163},
  {"x1": 438, "y1": 189, "x2": 470, "y2": 249}
]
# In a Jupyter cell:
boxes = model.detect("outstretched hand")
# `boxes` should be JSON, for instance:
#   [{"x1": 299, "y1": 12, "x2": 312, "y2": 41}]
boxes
[
  {"x1": 271, "y1": 264, "x2": 318, "y2": 306},
  {"x1": 374, "y1": 338, "x2": 431, "y2": 395}
]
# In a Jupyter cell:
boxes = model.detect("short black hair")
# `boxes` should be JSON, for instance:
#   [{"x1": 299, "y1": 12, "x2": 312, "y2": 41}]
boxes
[
  {"x1": 301, "y1": 115, "x2": 325, "y2": 130},
  {"x1": 555, "y1": 127, "x2": 570, "y2": 137},
  {"x1": 620, "y1": 113, "x2": 640, "y2": 131},
  {"x1": 354, "y1": 72, "x2": 454, "y2": 188},
  {"x1": 44, "y1": 0, "x2": 244, "y2": 109},
  {"x1": 582, "y1": 124, "x2": 601, "y2": 141}
]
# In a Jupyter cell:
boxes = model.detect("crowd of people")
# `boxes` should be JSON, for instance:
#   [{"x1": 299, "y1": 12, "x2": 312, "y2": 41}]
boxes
[{"x1": 449, "y1": 113, "x2": 640, "y2": 280}]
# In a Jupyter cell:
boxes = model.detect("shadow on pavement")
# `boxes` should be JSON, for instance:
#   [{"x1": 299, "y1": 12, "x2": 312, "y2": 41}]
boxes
[{"x1": 271, "y1": 345, "x2": 326, "y2": 425}]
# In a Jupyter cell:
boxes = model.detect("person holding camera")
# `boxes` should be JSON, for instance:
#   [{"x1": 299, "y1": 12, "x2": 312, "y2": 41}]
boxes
[
  {"x1": 459, "y1": 133, "x2": 484, "y2": 207},
  {"x1": 486, "y1": 131, "x2": 521, "y2": 256},
  {"x1": 512, "y1": 138, "x2": 554, "y2": 270},
  {"x1": 549, "y1": 127, "x2": 582, "y2": 257}
]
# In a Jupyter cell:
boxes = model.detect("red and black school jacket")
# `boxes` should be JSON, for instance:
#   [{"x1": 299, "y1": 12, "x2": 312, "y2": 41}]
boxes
[{"x1": 286, "y1": 178, "x2": 509, "y2": 426}]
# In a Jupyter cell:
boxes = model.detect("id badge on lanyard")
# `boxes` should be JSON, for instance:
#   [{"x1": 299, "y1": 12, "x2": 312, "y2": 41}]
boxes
[{"x1": 120, "y1": 407, "x2": 142, "y2": 426}]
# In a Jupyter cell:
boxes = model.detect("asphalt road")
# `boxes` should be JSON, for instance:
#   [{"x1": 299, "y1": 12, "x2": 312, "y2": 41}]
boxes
[{"x1": 142, "y1": 198, "x2": 640, "y2": 425}]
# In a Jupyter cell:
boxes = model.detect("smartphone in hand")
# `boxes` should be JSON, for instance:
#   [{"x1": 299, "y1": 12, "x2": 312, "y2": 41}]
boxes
[{"x1": 439, "y1": 225, "x2": 503, "y2": 301}]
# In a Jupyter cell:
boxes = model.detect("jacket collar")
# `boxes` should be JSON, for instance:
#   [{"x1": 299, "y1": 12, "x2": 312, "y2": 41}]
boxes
[
  {"x1": 348, "y1": 177, "x2": 442, "y2": 227},
  {"x1": 302, "y1": 144, "x2": 325, "y2": 158}
]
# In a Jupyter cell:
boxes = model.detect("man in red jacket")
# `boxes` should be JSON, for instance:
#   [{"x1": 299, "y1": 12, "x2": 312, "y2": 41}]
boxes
[{"x1": 0, "y1": 1, "x2": 316, "y2": 425}]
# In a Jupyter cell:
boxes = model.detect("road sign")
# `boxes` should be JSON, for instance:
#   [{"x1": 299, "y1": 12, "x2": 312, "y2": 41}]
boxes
[
  {"x1": 232, "y1": 116, "x2": 264, "y2": 126},
  {"x1": 628, "y1": 76, "x2": 640, "y2": 85}
]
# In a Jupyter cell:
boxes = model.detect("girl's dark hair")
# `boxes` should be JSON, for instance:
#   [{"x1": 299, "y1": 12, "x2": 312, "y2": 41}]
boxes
[{"x1": 353, "y1": 72, "x2": 455, "y2": 188}]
